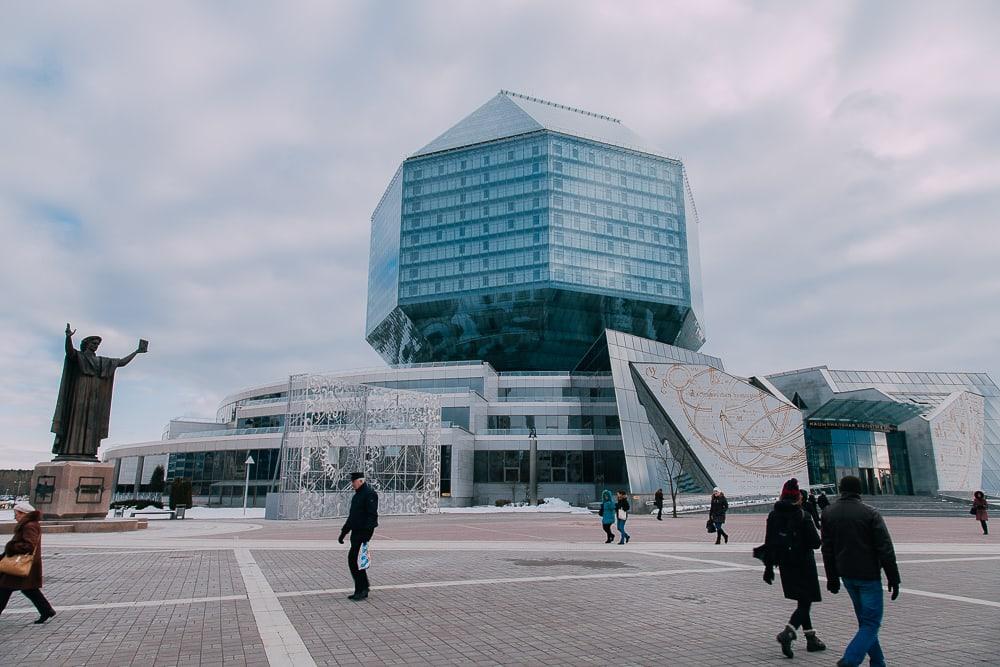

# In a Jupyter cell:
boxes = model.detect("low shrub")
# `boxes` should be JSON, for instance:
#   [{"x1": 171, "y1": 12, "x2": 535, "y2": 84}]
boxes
[{"x1": 495, "y1": 499, "x2": 511, "y2": 507}]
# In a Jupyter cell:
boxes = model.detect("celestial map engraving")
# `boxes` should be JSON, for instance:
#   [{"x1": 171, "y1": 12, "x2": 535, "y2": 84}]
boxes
[
  {"x1": 276, "y1": 375, "x2": 441, "y2": 520},
  {"x1": 637, "y1": 363, "x2": 808, "y2": 492},
  {"x1": 930, "y1": 391, "x2": 984, "y2": 492}
]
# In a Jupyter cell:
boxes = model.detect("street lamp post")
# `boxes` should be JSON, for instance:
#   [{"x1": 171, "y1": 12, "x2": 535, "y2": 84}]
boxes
[
  {"x1": 528, "y1": 428, "x2": 538, "y2": 505},
  {"x1": 243, "y1": 454, "x2": 255, "y2": 517}
]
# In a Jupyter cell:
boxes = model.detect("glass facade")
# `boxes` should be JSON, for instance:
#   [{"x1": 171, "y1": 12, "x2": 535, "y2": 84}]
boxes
[
  {"x1": 166, "y1": 448, "x2": 280, "y2": 507},
  {"x1": 805, "y1": 427, "x2": 912, "y2": 495},
  {"x1": 366, "y1": 92, "x2": 705, "y2": 372},
  {"x1": 473, "y1": 450, "x2": 627, "y2": 485}
]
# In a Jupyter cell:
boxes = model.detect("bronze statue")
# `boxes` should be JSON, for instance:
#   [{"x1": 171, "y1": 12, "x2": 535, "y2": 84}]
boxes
[{"x1": 51, "y1": 324, "x2": 147, "y2": 461}]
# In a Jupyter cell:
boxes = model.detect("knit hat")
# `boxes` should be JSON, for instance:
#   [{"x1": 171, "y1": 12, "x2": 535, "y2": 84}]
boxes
[
  {"x1": 780, "y1": 478, "x2": 800, "y2": 500},
  {"x1": 13, "y1": 501, "x2": 35, "y2": 513},
  {"x1": 350, "y1": 472, "x2": 365, "y2": 481}
]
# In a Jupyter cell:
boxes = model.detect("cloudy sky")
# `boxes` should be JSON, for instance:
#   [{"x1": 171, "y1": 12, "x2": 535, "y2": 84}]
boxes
[{"x1": 2, "y1": 1, "x2": 999, "y2": 469}]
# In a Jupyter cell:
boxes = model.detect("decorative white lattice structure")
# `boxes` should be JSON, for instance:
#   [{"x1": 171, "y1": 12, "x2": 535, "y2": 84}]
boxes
[{"x1": 272, "y1": 375, "x2": 441, "y2": 520}]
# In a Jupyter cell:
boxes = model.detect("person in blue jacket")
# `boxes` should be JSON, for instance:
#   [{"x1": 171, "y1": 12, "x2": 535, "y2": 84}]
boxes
[{"x1": 599, "y1": 489, "x2": 616, "y2": 543}]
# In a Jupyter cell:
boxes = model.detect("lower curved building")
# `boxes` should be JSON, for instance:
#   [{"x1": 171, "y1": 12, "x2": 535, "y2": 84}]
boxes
[{"x1": 104, "y1": 329, "x2": 999, "y2": 509}]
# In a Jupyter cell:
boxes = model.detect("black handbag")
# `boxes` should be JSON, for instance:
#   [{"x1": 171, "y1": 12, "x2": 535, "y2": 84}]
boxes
[
  {"x1": 970, "y1": 506, "x2": 978, "y2": 515},
  {"x1": 706, "y1": 518, "x2": 716, "y2": 533},
  {"x1": 752, "y1": 544, "x2": 768, "y2": 562}
]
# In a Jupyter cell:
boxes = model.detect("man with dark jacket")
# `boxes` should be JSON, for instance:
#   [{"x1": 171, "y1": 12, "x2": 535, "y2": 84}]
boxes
[
  {"x1": 338, "y1": 472, "x2": 379, "y2": 601},
  {"x1": 821, "y1": 476, "x2": 900, "y2": 667}
]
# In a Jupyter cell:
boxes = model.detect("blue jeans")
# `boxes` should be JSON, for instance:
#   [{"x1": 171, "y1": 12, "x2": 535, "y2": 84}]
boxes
[
  {"x1": 841, "y1": 578, "x2": 886, "y2": 667},
  {"x1": 616, "y1": 519, "x2": 629, "y2": 543}
]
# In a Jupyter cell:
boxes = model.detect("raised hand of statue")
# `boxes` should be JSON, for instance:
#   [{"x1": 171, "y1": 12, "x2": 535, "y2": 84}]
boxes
[{"x1": 65, "y1": 323, "x2": 76, "y2": 338}]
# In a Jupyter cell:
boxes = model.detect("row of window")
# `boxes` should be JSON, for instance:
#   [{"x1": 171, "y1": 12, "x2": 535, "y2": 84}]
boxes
[
  {"x1": 404, "y1": 223, "x2": 543, "y2": 250},
  {"x1": 552, "y1": 248, "x2": 685, "y2": 281},
  {"x1": 473, "y1": 449, "x2": 628, "y2": 485},
  {"x1": 408, "y1": 162, "x2": 547, "y2": 197},
  {"x1": 402, "y1": 270, "x2": 543, "y2": 297},
  {"x1": 410, "y1": 142, "x2": 548, "y2": 181},
  {"x1": 408, "y1": 136, "x2": 676, "y2": 184},
  {"x1": 405, "y1": 250, "x2": 546, "y2": 282},
  {"x1": 487, "y1": 414, "x2": 621, "y2": 430},
  {"x1": 549, "y1": 160, "x2": 679, "y2": 198},
  {"x1": 548, "y1": 266, "x2": 685, "y2": 298}
]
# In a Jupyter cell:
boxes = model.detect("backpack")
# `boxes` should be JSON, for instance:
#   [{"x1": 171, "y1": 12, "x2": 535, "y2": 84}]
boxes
[{"x1": 772, "y1": 510, "x2": 802, "y2": 564}]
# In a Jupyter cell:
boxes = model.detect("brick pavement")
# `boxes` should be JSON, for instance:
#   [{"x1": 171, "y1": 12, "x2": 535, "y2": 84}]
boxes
[{"x1": 0, "y1": 513, "x2": 996, "y2": 666}]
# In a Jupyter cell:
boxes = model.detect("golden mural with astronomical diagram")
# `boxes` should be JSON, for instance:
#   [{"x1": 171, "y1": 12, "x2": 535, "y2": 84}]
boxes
[{"x1": 636, "y1": 363, "x2": 808, "y2": 492}]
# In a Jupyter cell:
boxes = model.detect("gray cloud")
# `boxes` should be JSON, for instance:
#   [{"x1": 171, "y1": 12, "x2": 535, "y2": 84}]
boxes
[{"x1": 2, "y1": 1, "x2": 999, "y2": 467}]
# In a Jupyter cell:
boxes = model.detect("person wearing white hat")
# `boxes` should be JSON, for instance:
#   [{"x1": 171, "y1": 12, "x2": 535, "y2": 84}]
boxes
[{"x1": 0, "y1": 501, "x2": 56, "y2": 623}]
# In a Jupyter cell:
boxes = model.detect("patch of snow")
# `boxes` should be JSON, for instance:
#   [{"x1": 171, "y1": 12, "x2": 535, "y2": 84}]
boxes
[
  {"x1": 442, "y1": 497, "x2": 592, "y2": 514},
  {"x1": 105, "y1": 507, "x2": 267, "y2": 519}
]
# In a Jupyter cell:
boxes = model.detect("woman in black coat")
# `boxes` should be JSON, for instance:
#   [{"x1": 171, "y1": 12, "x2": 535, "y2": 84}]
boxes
[
  {"x1": 763, "y1": 479, "x2": 825, "y2": 658},
  {"x1": 709, "y1": 487, "x2": 728, "y2": 544}
]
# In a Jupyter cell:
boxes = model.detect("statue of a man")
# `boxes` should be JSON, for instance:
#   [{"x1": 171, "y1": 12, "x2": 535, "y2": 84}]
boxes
[{"x1": 51, "y1": 323, "x2": 148, "y2": 461}]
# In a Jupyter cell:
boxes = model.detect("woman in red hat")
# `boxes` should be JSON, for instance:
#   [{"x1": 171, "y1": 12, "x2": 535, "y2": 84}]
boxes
[{"x1": 762, "y1": 478, "x2": 825, "y2": 658}]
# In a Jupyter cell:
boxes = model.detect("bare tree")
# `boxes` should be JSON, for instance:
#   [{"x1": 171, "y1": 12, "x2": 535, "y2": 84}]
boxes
[{"x1": 645, "y1": 436, "x2": 689, "y2": 518}]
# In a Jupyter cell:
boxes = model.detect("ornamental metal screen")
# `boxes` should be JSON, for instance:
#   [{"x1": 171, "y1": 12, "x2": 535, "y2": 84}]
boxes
[{"x1": 272, "y1": 375, "x2": 442, "y2": 520}]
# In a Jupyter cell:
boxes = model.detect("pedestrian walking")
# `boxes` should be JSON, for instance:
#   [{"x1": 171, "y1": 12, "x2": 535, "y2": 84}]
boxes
[
  {"x1": 615, "y1": 490, "x2": 631, "y2": 544},
  {"x1": 599, "y1": 489, "x2": 616, "y2": 543},
  {"x1": 802, "y1": 489, "x2": 821, "y2": 529},
  {"x1": 0, "y1": 502, "x2": 56, "y2": 624},
  {"x1": 821, "y1": 476, "x2": 901, "y2": 667},
  {"x1": 972, "y1": 491, "x2": 989, "y2": 535},
  {"x1": 338, "y1": 472, "x2": 379, "y2": 601},
  {"x1": 764, "y1": 479, "x2": 826, "y2": 658},
  {"x1": 816, "y1": 491, "x2": 830, "y2": 511},
  {"x1": 710, "y1": 487, "x2": 729, "y2": 544},
  {"x1": 654, "y1": 488, "x2": 664, "y2": 521}
]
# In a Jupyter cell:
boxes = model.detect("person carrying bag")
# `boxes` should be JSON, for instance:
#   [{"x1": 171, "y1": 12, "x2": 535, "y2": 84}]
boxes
[{"x1": 0, "y1": 501, "x2": 56, "y2": 624}]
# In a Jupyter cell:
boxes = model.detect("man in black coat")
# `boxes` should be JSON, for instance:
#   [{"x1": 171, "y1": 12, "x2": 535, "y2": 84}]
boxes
[
  {"x1": 821, "y1": 476, "x2": 900, "y2": 667},
  {"x1": 338, "y1": 472, "x2": 379, "y2": 601}
]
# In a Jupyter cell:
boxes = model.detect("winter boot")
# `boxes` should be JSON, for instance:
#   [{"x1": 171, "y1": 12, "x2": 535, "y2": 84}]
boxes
[
  {"x1": 775, "y1": 625, "x2": 796, "y2": 658},
  {"x1": 804, "y1": 629, "x2": 826, "y2": 652}
]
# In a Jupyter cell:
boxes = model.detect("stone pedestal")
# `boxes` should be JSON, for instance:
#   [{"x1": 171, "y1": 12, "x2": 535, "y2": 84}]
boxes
[{"x1": 30, "y1": 460, "x2": 115, "y2": 520}]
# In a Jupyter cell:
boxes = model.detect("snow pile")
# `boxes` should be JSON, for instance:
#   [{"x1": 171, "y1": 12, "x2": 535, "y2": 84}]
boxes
[
  {"x1": 442, "y1": 497, "x2": 591, "y2": 514},
  {"x1": 106, "y1": 507, "x2": 267, "y2": 520}
]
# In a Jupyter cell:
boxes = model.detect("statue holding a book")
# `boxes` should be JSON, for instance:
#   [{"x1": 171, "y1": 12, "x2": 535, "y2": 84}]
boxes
[{"x1": 50, "y1": 323, "x2": 148, "y2": 461}]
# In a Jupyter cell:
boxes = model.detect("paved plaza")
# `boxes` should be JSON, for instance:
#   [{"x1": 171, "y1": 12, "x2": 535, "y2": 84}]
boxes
[{"x1": 0, "y1": 512, "x2": 996, "y2": 666}]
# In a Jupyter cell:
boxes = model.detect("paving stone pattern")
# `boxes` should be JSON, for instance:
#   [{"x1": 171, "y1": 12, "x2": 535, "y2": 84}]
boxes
[{"x1": 0, "y1": 514, "x2": 996, "y2": 666}]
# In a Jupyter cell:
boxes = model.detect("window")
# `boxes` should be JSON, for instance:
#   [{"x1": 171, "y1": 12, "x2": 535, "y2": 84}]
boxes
[
  {"x1": 572, "y1": 147, "x2": 579, "y2": 159},
  {"x1": 409, "y1": 269, "x2": 417, "y2": 279},
  {"x1": 483, "y1": 172, "x2": 490, "y2": 183},
  {"x1": 460, "y1": 210, "x2": 466, "y2": 220},
  {"x1": 532, "y1": 162, "x2": 540, "y2": 173},
  {"x1": 483, "y1": 155, "x2": 490, "y2": 165},
  {"x1": 461, "y1": 176, "x2": 467, "y2": 186},
  {"x1": 460, "y1": 193, "x2": 466, "y2": 203},
  {"x1": 413, "y1": 185, "x2": 422, "y2": 195},
  {"x1": 533, "y1": 251, "x2": 541, "y2": 262},
  {"x1": 533, "y1": 214, "x2": 540, "y2": 225},
  {"x1": 436, "y1": 231, "x2": 442, "y2": 241},
  {"x1": 507, "y1": 201, "x2": 515, "y2": 212},
  {"x1": 436, "y1": 214, "x2": 442, "y2": 224},
  {"x1": 507, "y1": 150, "x2": 514, "y2": 161},
  {"x1": 413, "y1": 169, "x2": 422, "y2": 179},
  {"x1": 554, "y1": 144, "x2": 563, "y2": 155},
  {"x1": 532, "y1": 146, "x2": 539, "y2": 156},
  {"x1": 533, "y1": 197, "x2": 540, "y2": 207},
  {"x1": 483, "y1": 223, "x2": 489, "y2": 233},
  {"x1": 482, "y1": 241, "x2": 489, "y2": 250},
  {"x1": 507, "y1": 272, "x2": 515, "y2": 284},
  {"x1": 482, "y1": 205, "x2": 489, "y2": 215},
  {"x1": 459, "y1": 244, "x2": 465, "y2": 254},
  {"x1": 507, "y1": 219, "x2": 514, "y2": 230},
  {"x1": 409, "y1": 252, "x2": 418, "y2": 262},
  {"x1": 461, "y1": 160, "x2": 467, "y2": 169},
  {"x1": 554, "y1": 161, "x2": 563, "y2": 172},
  {"x1": 437, "y1": 165, "x2": 444, "y2": 175},
  {"x1": 553, "y1": 179, "x2": 563, "y2": 190},
  {"x1": 483, "y1": 257, "x2": 489, "y2": 268}
]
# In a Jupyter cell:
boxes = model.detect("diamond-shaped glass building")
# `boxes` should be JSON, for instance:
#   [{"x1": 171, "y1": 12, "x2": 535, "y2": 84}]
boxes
[{"x1": 366, "y1": 90, "x2": 706, "y2": 371}]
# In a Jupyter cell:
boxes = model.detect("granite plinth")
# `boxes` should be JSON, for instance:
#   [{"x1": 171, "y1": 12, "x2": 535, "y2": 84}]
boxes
[{"x1": 30, "y1": 460, "x2": 115, "y2": 519}]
